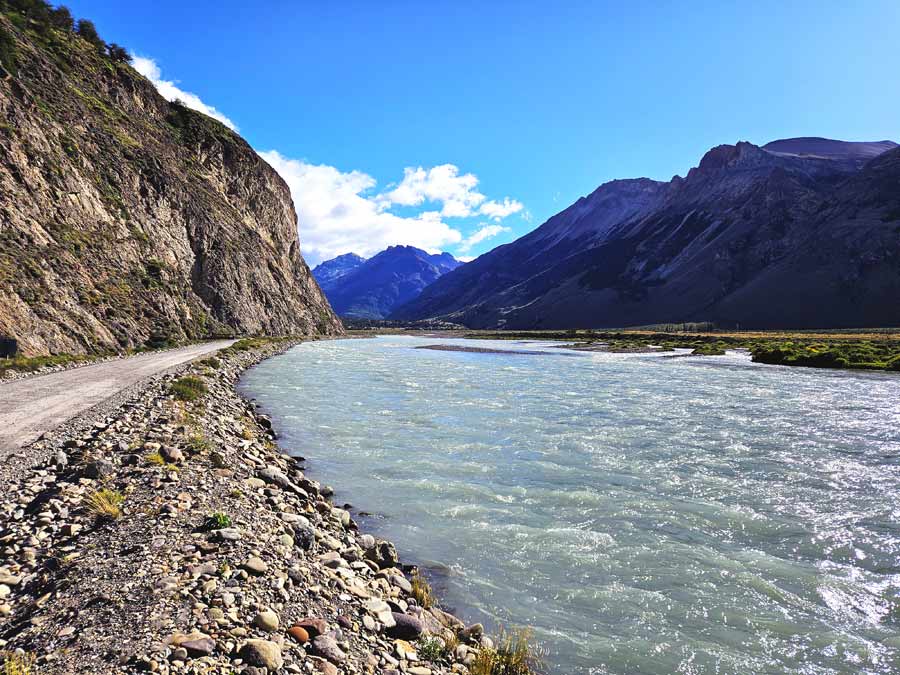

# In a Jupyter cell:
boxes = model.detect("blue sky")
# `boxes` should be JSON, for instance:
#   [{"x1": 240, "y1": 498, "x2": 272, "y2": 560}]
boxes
[{"x1": 68, "y1": 1, "x2": 899, "y2": 265}]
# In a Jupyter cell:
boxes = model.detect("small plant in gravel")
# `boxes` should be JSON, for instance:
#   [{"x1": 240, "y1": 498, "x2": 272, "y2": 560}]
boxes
[
  {"x1": 144, "y1": 451, "x2": 164, "y2": 466},
  {"x1": 84, "y1": 489, "x2": 124, "y2": 520},
  {"x1": 410, "y1": 568, "x2": 436, "y2": 609},
  {"x1": 184, "y1": 432, "x2": 212, "y2": 453},
  {"x1": 169, "y1": 375, "x2": 207, "y2": 402},
  {"x1": 199, "y1": 356, "x2": 221, "y2": 369},
  {"x1": 2, "y1": 651, "x2": 36, "y2": 675},
  {"x1": 417, "y1": 636, "x2": 449, "y2": 662},
  {"x1": 470, "y1": 627, "x2": 544, "y2": 675},
  {"x1": 204, "y1": 512, "x2": 232, "y2": 530}
]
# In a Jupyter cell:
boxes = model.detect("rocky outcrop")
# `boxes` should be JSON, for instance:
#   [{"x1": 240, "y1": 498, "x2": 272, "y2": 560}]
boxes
[
  {"x1": 0, "y1": 13, "x2": 342, "y2": 356},
  {"x1": 393, "y1": 138, "x2": 900, "y2": 329}
]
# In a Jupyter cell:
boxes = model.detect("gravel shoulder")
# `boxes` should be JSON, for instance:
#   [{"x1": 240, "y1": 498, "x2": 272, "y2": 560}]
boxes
[
  {"x1": 0, "y1": 340, "x2": 236, "y2": 461},
  {"x1": 0, "y1": 338, "x2": 489, "y2": 675}
]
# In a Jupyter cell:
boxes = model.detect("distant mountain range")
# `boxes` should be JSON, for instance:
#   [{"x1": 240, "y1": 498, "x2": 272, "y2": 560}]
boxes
[
  {"x1": 313, "y1": 246, "x2": 463, "y2": 319},
  {"x1": 392, "y1": 137, "x2": 900, "y2": 329}
]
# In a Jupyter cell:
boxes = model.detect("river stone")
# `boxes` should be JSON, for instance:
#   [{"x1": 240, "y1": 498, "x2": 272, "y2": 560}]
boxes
[
  {"x1": 181, "y1": 637, "x2": 215, "y2": 656},
  {"x1": 212, "y1": 527, "x2": 241, "y2": 542},
  {"x1": 253, "y1": 609, "x2": 279, "y2": 631},
  {"x1": 83, "y1": 459, "x2": 114, "y2": 479},
  {"x1": 386, "y1": 613, "x2": 425, "y2": 640},
  {"x1": 161, "y1": 446, "x2": 184, "y2": 463},
  {"x1": 242, "y1": 556, "x2": 268, "y2": 575},
  {"x1": 296, "y1": 617, "x2": 329, "y2": 639},
  {"x1": 310, "y1": 635, "x2": 347, "y2": 664},
  {"x1": 238, "y1": 640, "x2": 283, "y2": 670},
  {"x1": 288, "y1": 625, "x2": 309, "y2": 643},
  {"x1": 366, "y1": 540, "x2": 399, "y2": 569}
]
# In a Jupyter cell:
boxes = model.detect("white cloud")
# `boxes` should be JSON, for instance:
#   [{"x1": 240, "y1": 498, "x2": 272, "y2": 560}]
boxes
[
  {"x1": 457, "y1": 256, "x2": 476, "y2": 263},
  {"x1": 129, "y1": 53, "x2": 523, "y2": 265},
  {"x1": 259, "y1": 151, "x2": 464, "y2": 264},
  {"x1": 459, "y1": 224, "x2": 511, "y2": 252},
  {"x1": 383, "y1": 164, "x2": 486, "y2": 217},
  {"x1": 131, "y1": 55, "x2": 239, "y2": 132},
  {"x1": 479, "y1": 197, "x2": 524, "y2": 221}
]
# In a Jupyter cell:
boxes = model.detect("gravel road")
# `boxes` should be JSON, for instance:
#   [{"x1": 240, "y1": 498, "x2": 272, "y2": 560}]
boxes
[{"x1": 0, "y1": 340, "x2": 235, "y2": 457}]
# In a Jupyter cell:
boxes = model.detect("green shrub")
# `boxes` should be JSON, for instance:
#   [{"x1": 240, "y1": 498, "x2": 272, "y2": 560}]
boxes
[
  {"x1": 170, "y1": 375, "x2": 207, "y2": 401},
  {"x1": 203, "y1": 512, "x2": 231, "y2": 530}
]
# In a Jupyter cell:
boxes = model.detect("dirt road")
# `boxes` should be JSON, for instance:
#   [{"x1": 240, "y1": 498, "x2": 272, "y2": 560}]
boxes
[{"x1": 0, "y1": 340, "x2": 235, "y2": 456}]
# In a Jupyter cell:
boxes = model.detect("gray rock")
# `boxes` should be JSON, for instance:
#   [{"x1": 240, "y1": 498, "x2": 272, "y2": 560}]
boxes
[
  {"x1": 83, "y1": 459, "x2": 114, "y2": 479},
  {"x1": 242, "y1": 556, "x2": 268, "y2": 575},
  {"x1": 386, "y1": 613, "x2": 425, "y2": 640},
  {"x1": 238, "y1": 640, "x2": 283, "y2": 670},
  {"x1": 310, "y1": 635, "x2": 347, "y2": 664},
  {"x1": 253, "y1": 609, "x2": 279, "y2": 631},
  {"x1": 257, "y1": 467, "x2": 308, "y2": 498},
  {"x1": 365, "y1": 540, "x2": 399, "y2": 569},
  {"x1": 211, "y1": 528, "x2": 241, "y2": 542}
]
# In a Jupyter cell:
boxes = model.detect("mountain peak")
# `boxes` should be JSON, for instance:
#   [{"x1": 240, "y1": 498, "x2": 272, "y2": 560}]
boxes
[{"x1": 762, "y1": 137, "x2": 897, "y2": 161}]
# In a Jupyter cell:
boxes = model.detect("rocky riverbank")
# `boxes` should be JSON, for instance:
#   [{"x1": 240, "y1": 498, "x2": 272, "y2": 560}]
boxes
[{"x1": 0, "y1": 339, "x2": 489, "y2": 674}]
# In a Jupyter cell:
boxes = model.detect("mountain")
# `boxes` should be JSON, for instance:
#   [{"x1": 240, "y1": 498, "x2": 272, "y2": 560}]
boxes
[
  {"x1": 312, "y1": 253, "x2": 366, "y2": 293},
  {"x1": 393, "y1": 137, "x2": 900, "y2": 329},
  {"x1": 320, "y1": 246, "x2": 463, "y2": 319},
  {"x1": 0, "y1": 10, "x2": 342, "y2": 356}
]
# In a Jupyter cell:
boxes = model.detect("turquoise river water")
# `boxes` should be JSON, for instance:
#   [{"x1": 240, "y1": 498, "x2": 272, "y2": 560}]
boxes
[{"x1": 239, "y1": 335, "x2": 900, "y2": 674}]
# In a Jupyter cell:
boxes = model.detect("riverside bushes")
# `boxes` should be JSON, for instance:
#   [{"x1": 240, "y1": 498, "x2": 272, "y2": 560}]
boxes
[
  {"x1": 169, "y1": 375, "x2": 207, "y2": 402},
  {"x1": 749, "y1": 341, "x2": 900, "y2": 370}
]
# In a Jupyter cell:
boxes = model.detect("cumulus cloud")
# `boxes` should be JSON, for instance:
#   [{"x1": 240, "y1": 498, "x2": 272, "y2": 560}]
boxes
[
  {"x1": 383, "y1": 164, "x2": 485, "y2": 217},
  {"x1": 459, "y1": 224, "x2": 511, "y2": 252},
  {"x1": 259, "y1": 151, "x2": 464, "y2": 264},
  {"x1": 131, "y1": 55, "x2": 239, "y2": 132},
  {"x1": 479, "y1": 197, "x2": 524, "y2": 221}
]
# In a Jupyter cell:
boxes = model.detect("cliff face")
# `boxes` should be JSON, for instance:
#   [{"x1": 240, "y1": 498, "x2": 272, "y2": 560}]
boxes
[
  {"x1": 394, "y1": 138, "x2": 900, "y2": 329},
  {"x1": 0, "y1": 14, "x2": 342, "y2": 356}
]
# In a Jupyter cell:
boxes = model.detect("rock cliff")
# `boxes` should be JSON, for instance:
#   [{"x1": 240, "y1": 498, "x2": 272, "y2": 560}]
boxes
[{"x1": 0, "y1": 11, "x2": 342, "y2": 356}]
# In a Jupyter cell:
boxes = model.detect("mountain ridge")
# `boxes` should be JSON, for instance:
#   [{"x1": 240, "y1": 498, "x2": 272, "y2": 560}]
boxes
[
  {"x1": 316, "y1": 245, "x2": 462, "y2": 319},
  {"x1": 392, "y1": 137, "x2": 900, "y2": 329}
]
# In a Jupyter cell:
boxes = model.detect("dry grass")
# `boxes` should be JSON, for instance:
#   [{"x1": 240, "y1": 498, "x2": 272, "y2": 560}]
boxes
[
  {"x1": 410, "y1": 568, "x2": 435, "y2": 609},
  {"x1": 470, "y1": 627, "x2": 543, "y2": 675},
  {"x1": 84, "y1": 489, "x2": 124, "y2": 520},
  {"x1": 2, "y1": 650, "x2": 36, "y2": 675}
]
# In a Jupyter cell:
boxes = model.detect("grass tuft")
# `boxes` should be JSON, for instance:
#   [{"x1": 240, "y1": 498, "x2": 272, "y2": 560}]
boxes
[
  {"x1": 169, "y1": 375, "x2": 207, "y2": 401},
  {"x1": 84, "y1": 488, "x2": 124, "y2": 520},
  {"x1": 410, "y1": 568, "x2": 435, "y2": 609},
  {"x1": 470, "y1": 627, "x2": 544, "y2": 675},
  {"x1": 2, "y1": 651, "x2": 36, "y2": 675},
  {"x1": 144, "y1": 452, "x2": 164, "y2": 466}
]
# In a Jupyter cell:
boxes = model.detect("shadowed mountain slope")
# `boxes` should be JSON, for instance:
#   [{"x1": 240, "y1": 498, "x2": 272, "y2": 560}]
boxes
[{"x1": 393, "y1": 138, "x2": 900, "y2": 329}]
